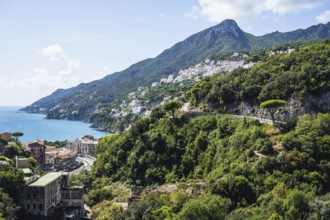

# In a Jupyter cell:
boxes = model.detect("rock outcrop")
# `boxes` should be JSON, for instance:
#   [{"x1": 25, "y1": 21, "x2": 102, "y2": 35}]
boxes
[{"x1": 227, "y1": 92, "x2": 330, "y2": 121}]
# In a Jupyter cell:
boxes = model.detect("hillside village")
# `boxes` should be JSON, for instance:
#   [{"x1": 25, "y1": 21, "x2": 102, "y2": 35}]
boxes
[
  {"x1": 103, "y1": 53, "x2": 255, "y2": 132},
  {"x1": 90, "y1": 47, "x2": 299, "y2": 133}
]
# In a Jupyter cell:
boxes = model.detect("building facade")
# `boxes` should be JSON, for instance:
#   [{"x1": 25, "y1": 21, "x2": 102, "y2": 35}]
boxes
[
  {"x1": 0, "y1": 132, "x2": 12, "y2": 141},
  {"x1": 54, "y1": 150, "x2": 77, "y2": 171},
  {"x1": 60, "y1": 186, "x2": 84, "y2": 219},
  {"x1": 66, "y1": 135, "x2": 98, "y2": 157},
  {"x1": 28, "y1": 141, "x2": 46, "y2": 164},
  {"x1": 45, "y1": 151, "x2": 56, "y2": 169},
  {"x1": 24, "y1": 172, "x2": 84, "y2": 219},
  {"x1": 16, "y1": 156, "x2": 29, "y2": 168},
  {"x1": 24, "y1": 172, "x2": 63, "y2": 217}
]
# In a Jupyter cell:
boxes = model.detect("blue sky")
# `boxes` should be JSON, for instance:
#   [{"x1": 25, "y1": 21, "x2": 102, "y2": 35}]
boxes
[{"x1": 0, "y1": 0, "x2": 329, "y2": 106}]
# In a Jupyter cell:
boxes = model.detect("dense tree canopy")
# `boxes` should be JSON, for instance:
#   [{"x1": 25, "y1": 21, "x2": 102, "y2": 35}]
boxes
[
  {"x1": 90, "y1": 111, "x2": 330, "y2": 219},
  {"x1": 0, "y1": 165, "x2": 25, "y2": 220},
  {"x1": 11, "y1": 132, "x2": 23, "y2": 142},
  {"x1": 187, "y1": 42, "x2": 330, "y2": 112},
  {"x1": 0, "y1": 189, "x2": 19, "y2": 220}
]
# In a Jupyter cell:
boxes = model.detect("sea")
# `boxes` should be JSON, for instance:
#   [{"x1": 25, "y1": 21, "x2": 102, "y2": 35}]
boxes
[{"x1": 0, "y1": 106, "x2": 109, "y2": 143}]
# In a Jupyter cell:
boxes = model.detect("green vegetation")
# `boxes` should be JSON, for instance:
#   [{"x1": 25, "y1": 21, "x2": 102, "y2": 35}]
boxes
[
  {"x1": 187, "y1": 42, "x2": 330, "y2": 112},
  {"x1": 163, "y1": 100, "x2": 183, "y2": 118},
  {"x1": 88, "y1": 110, "x2": 330, "y2": 218},
  {"x1": 0, "y1": 189, "x2": 19, "y2": 220},
  {"x1": 94, "y1": 202, "x2": 123, "y2": 220},
  {"x1": 0, "y1": 164, "x2": 25, "y2": 219},
  {"x1": 11, "y1": 132, "x2": 23, "y2": 143},
  {"x1": 44, "y1": 140, "x2": 67, "y2": 148},
  {"x1": 3, "y1": 142, "x2": 28, "y2": 159}
]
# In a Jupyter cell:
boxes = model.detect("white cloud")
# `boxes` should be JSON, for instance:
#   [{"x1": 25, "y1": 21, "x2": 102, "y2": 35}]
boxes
[
  {"x1": 39, "y1": 44, "x2": 67, "y2": 61},
  {"x1": 185, "y1": 6, "x2": 200, "y2": 19},
  {"x1": 158, "y1": 13, "x2": 165, "y2": 17},
  {"x1": 59, "y1": 60, "x2": 80, "y2": 76},
  {"x1": 187, "y1": 0, "x2": 323, "y2": 23},
  {"x1": 8, "y1": 68, "x2": 53, "y2": 90},
  {"x1": 316, "y1": 10, "x2": 330, "y2": 23},
  {"x1": 7, "y1": 60, "x2": 82, "y2": 91}
]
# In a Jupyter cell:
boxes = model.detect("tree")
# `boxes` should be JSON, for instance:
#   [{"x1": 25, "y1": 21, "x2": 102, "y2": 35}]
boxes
[
  {"x1": 179, "y1": 193, "x2": 231, "y2": 220},
  {"x1": 0, "y1": 139, "x2": 8, "y2": 148},
  {"x1": 97, "y1": 204, "x2": 123, "y2": 220},
  {"x1": 308, "y1": 193, "x2": 330, "y2": 219},
  {"x1": 163, "y1": 100, "x2": 183, "y2": 119},
  {"x1": 4, "y1": 144, "x2": 19, "y2": 159},
  {"x1": 11, "y1": 132, "x2": 23, "y2": 143},
  {"x1": 150, "y1": 106, "x2": 166, "y2": 120},
  {"x1": 85, "y1": 188, "x2": 113, "y2": 206},
  {"x1": 0, "y1": 189, "x2": 19, "y2": 220},
  {"x1": 0, "y1": 165, "x2": 25, "y2": 209},
  {"x1": 122, "y1": 201, "x2": 153, "y2": 220},
  {"x1": 28, "y1": 157, "x2": 39, "y2": 169},
  {"x1": 260, "y1": 100, "x2": 287, "y2": 124}
]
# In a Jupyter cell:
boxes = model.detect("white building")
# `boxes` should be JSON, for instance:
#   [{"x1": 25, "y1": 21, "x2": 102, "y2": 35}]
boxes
[
  {"x1": 66, "y1": 136, "x2": 98, "y2": 157},
  {"x1": 151, "y1": 82, "x2": 160, "y2": 87},
  {"x1": 132, "y1": 106, "x2": 142, "y2": 114}
]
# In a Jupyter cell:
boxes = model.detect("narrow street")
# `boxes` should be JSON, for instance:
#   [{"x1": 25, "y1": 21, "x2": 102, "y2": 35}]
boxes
[
  {"x1": 68, "y1": 156, "x2": 96, "y2": 219},
  {"x1": 77, "y1": 156, "x2": 96, "y2": 171}
]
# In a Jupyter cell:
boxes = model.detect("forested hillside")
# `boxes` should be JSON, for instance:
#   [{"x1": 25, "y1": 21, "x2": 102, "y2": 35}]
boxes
[
  {"x1": 89, "y1": 113, "x2": 330, "y2": 219},
  {"x1": 188, "y1": 41, "x2": 330, "y2": 117},
  {"x1": 83, "y1": 42, "x2": 330, "y2": 219}
]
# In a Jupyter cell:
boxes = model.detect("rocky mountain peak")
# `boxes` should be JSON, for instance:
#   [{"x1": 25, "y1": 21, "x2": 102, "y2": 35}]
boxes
[{"x1": 211, "y1": 19, "x2": 243, "y2": 38}]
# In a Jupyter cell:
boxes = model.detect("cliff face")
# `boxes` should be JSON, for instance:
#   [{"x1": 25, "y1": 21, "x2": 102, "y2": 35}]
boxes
[{"x1": 229, "y1": 92, "x2": 330, "y2": 121}]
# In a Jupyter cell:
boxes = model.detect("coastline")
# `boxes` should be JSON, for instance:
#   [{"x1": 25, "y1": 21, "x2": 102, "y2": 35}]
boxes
[{"x1": 0, "y1": 107, "x2": 109, "y2": 142}]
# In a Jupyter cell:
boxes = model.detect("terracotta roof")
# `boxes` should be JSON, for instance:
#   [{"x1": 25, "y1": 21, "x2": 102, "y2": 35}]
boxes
[
  {"x1": 44, "y1": 147, "x2": 77, "y2": 159},
  {"x1": 56, "y1": 150, "x2": 77, "y2": 159},
  {"x1": 27, "y1": 140, "x2": 46, "y2": 147},
  {"x1": 45, "y1": 146, "x2": 58, "y2": 152}
]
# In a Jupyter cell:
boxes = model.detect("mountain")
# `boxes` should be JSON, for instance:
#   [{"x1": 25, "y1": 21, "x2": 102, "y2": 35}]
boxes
[{"x1": 22, "y1": 19, "x2": 330, "y2": 123}]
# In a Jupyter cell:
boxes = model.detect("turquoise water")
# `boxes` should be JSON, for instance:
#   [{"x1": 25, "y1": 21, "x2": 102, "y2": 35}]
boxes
[{"x1": 0, "y1": 106, "x2": 108, "y2": 142}]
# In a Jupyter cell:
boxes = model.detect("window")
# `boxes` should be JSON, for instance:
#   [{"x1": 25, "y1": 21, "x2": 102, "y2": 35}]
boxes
[
  {"x1": 27, "y1": 194, "x2": 30, "y2": 199},
  {"x1": 27, "y1": 204, "x2": 30, "y2": 209},
  {"x1": 39, "y1": 204, "x2": 43, "y2": 210},
  {"x1": 33, "y1": 204, "x2": 36, "y2": 209}
]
